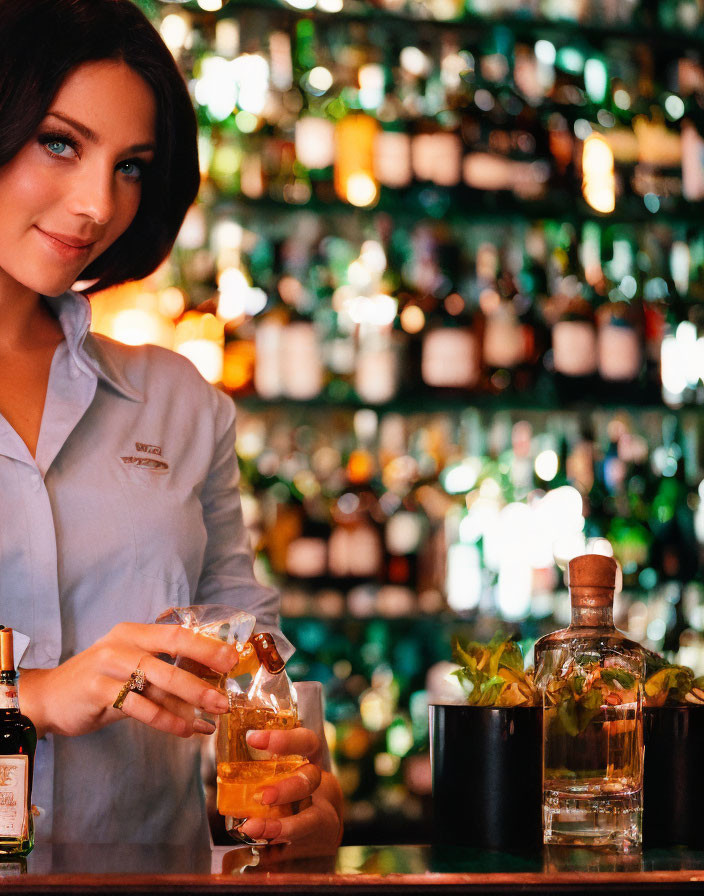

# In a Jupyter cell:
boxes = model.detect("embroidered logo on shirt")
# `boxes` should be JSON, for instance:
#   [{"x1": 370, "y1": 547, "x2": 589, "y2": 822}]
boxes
[
  {"x1": 121, "y1": 442, "x2": 169, "y2": 473},
  {"x1": 135, "y1": 442, "x2": 162, "y2": 456}
]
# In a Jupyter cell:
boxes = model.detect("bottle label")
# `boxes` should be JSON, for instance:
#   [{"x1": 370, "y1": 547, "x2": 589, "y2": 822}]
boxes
[
  {"x1": 0, "y1": 860, "x2": 25, "y2": 877},
  {"x1": 598, "y1": 325, "x2": 641, "y2": 381},
  {"x1": 0, "y1": 685, "x2": 19, "y2": 711},
  {"x1": 553, "y1": 320, "x2": 598, "y2": 376},
  {"x1": 483, "y1": 313, "x2": 525, "y2": 369},
  {"x1": 422, "y1": 328, "x2": 479, "y2": 388},
  {"x1": 0, "y1": 755, "x2": 29, "y2": 838}
]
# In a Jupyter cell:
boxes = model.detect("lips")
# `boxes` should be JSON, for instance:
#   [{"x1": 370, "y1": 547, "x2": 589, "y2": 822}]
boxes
[
  {"x1": 35, "y1": 226, "x2": 97, "y2": 261},
  {"x1": 38, "y1": 227, "x2": 96, "y2": 249}
]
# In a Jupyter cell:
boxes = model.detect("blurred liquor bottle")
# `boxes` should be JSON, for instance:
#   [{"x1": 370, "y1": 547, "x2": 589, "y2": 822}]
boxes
[
  {"x1": 418, "y1": 226, "x2": 483, "y2": 397},
  {"x1": 329, "y1": 412, "x2": 385, "y2": 586},
  {"x1": 594, "y1": 228, "x2": 648, "y2": 402}
]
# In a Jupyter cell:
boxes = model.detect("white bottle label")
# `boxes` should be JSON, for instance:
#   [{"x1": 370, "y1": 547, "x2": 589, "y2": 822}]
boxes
[
  {"x1": 280, "y1": 322, "x2": 323, "y2": 400},
  {"x1": 0, "y1": 756, "x2": 28, "y2": 838},
  {"x1": 356, "y1": 341, "x2": 399, "y2": 404},
  {"x1": 422, "y1": 328, "x2": 479, "y2": 387},
  {"x1": 483, "y1": 313, "x2": 525, "y2": 369},
  {"x1": 0, "y1": 685, "x2": 19, "y2": 710},
  {"x1": 598, "y1": 325, "x2": 641, "y2": 381},
  {"x1": 552, "y1": 320, "x2": 598, "y2": 377},
  {"x1": 374, "y1": 131, "x2": 412, "y2": 188}
]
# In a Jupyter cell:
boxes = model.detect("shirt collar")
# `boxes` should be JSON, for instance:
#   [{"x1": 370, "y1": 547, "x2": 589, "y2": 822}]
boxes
[{"x1": 46, "y1": 290, "x2": 144, "y2": 402}]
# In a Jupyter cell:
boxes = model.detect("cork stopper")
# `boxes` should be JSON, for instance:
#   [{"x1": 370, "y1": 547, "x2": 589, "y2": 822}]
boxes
[
  {"x1": 0, "y1": 628, "x2": 15, "y2": 673},
  {"x1": 567, "y1": 554, "x2": 617, "y2": 608}
]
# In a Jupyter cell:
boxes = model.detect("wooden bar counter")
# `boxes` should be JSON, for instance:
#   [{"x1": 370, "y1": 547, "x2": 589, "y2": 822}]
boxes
[{"x1": 3, "y1": 842, "x2": 704, "y2": 895}]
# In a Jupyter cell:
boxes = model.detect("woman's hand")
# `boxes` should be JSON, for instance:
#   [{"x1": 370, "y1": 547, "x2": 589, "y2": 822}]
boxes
[
  {"x1": 18, "y1": 622, "x2": 236, "y2": 739},
  {"x1": 239, "y1": 727, "x2": 344, "y2": 858}
]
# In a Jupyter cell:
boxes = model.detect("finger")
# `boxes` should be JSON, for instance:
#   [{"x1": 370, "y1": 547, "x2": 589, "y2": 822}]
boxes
[
  {"x1": 135, "y1": 654, "x2": 229, "y2": 715},
  {"x1": 118, "y1": 690, "x2": 194, "y2": 737},
  {"x1": 142, "y1": 683, "x2": 195, "y2": 719},
  {"x1": 254, "y1": 762, "x2": 321, "y2": 807},
  {"x1": 113, "y1": 623, "x2": 238, "y2": 674},
  {"x1": 245, "y1": 727, "x2": 319, "y2": 757},
  {"x1": 240, "y1": 801, "x2": 327, "y2": 845},
  {"x1": 238, "y1": 816, "x2": 284, "y2": 843},
  {"x1": 143, "y1": 685, "x2": 216, "y2": 735},
  {"x1": 272, "y1": 799, "x2": 340, "y2": 849}
]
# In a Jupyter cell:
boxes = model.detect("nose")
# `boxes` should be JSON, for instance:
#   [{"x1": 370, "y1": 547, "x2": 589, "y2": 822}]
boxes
[{"x1": 66, "y1": 163, "x2": 115, "y2": 227}]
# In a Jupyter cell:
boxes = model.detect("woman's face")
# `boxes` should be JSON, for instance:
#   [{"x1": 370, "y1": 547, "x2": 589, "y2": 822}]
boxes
[{"x1": 0, "y1": 59, "x2": 156, "y2": 300}]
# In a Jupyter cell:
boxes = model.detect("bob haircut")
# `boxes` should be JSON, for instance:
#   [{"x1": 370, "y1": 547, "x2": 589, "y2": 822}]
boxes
[{"x1": 0, "y1": 0, "x2": 200, "y2": 292}]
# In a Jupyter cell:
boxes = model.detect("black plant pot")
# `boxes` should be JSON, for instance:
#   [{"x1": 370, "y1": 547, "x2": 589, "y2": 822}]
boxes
[
  {"x1": 429, "y1": 704, "x2": 543, "y2": 851},
  {"x1": 643, "y1": 705, "x2": 704, "y2": 848}
]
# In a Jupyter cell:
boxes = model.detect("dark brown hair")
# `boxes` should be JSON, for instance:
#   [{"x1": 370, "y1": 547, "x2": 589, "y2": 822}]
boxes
[{"x1": 0, "y1": 0, "x2": 200, "y2": 291}]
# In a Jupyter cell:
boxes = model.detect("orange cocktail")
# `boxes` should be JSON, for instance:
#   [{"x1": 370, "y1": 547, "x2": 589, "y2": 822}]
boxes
[{"x1": 216, "y1": 697, "x2": 308, "y2": 834}]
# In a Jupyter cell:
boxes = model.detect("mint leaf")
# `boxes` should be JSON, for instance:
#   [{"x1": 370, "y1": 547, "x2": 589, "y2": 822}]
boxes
[
  {"x1": 557, "y1": 698, "x2": 580, "y2": 736},
  {"x1": 576, "y1": 686, "x2": 604, "y2": 733},
  {"x1": 601, "y1": 669, "x2": 636, "y2": 690},
  {"x1": 452, "y1": 639, "x2": 478, "y2": 672},
  {"x1": 479, "y1": 676, "x2": 506, "y2": 706},
  {"x1": 500, "y1": 641, "x2": 525, "y2": 675},
  {"x1": 645, "y1": 666, "x2": 693, "y2": 702}
]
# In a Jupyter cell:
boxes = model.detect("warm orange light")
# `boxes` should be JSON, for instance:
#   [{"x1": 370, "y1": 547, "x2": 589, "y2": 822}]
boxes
[
  {"x1": 347, "y1": 448, "x2": 375, "y2": 484},
  {"x1": 89, "y1": 281, "x2": 175, "y2": 349},
  {"x1": 334, "y1": 113, "x2": 380, "y2": 207},
  {"x1": 174, "y1": 312, "x2": 225, "y2": 384},
  {"x1": 174, "y1": 311, "x2": 225, "y2": 346},
  {"x1": 400, "y1": 304, "x2": 425, "y2": 334},
  {"x1": 582, "y1": 134, "x2": 615, "y2": 214},
  {"x1": 222, "y1": 340, "x2": 256, "y2": 392}
]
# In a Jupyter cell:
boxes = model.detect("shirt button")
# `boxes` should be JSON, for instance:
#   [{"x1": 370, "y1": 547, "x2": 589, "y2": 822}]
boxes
[{"x1": 31, "y1": 473, "x2": 41, "y2": 490}]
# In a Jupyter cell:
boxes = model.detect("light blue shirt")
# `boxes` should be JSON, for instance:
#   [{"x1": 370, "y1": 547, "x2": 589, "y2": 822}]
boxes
[{"x1": 2, "y1": 290, "x2": 283, "y2": 845}]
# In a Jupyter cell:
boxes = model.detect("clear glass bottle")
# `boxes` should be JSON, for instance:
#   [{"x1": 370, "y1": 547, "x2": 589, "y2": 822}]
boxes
[
  {"x1": 534, "y1": 554, "x2": 644, "y2": 851},
  {"x1": 0, "y1": 628, "x2": 36, "y2": 856}
]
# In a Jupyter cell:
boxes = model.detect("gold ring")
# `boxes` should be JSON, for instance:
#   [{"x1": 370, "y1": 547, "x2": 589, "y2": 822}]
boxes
[{"x1": 113, "y1": 668, "x2": 148, "y2": 711}]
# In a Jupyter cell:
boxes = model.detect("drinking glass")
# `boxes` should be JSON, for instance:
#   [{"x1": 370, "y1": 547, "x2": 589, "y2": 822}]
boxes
[{"x1": 216, "y1": 693, "x2": 309, "y2": 846}]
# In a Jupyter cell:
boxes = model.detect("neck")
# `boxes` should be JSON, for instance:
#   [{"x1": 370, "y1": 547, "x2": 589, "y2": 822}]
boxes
[
  {"x1": 570, "y1": 605, "x2": 614, "y2": 628},
  {"x1": 0, "y1": 271, "x2": 44, "y2": 351},
  {"x1": 0, "y1": 671, "x2": 19, "y2": 710},
  {"x1": 0, "y1": 271, "x2": 61, "y2": 353}
]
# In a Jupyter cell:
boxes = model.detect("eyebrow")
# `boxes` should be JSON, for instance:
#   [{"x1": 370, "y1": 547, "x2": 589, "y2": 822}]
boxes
[{"x1": 46, "y1": 111, "x2": 156, "y2": 154}]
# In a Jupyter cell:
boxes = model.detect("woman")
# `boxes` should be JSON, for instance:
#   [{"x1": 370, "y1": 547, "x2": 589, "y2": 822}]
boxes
[{"x1": 0, "y1": 0, "x2": 342, "y2": 853}]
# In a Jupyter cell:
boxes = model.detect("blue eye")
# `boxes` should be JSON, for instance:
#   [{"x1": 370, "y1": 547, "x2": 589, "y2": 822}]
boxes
[
  {"x1": 118, "y1": 160, "x2": 143, "y2": 181},
  {"x1": 46, "y1": 140, "x2": 72, "y2": 157},
  {"x1": 38, "y1": 131, "x2": 78, "y2": 159}
]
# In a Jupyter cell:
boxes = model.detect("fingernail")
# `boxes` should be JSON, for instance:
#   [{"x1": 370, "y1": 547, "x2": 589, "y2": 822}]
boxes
[
  {"x1": 253, "y1": 787, "x2": 276, "y2": 806},
  {"x1": 207, "y1": 691, "x2": 229, "y2": 713},
  {"x1": 246, "y1": 730, "x2": 270, "y2": 749},
  {"x1": 268, "y1": 839, "x2": 291, "y2": 847},
  {"x1": 243, "y1": 819, "x2": 266, "y2": 839},
  {"x1": 193, "y1": 719, "x2": 216, "y2": 735}
]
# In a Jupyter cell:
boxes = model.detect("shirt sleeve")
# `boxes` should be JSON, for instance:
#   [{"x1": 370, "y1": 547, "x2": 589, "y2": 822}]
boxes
[{"x1": 195, "y1": 391, "x2": 293, "y2": 659}]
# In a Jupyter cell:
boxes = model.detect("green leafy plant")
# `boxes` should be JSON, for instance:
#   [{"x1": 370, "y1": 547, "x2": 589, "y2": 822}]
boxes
[
  {"x1": 543, "y1": 657, "x2": 639, "y2": 736},
  {"x1": 644, "y1": 651, "x2": 704, "y2": 706},
  {"x1": 544, "y1": 650, "x2": 704, "y2": 738},
  {"x1": 452, "y1": 633, "x2": 538, "y2": 707}
]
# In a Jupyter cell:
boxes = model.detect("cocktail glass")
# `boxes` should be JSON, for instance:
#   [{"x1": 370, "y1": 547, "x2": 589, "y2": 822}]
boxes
[{"x1": 216, "y1": 694, "x2": 309, "y2": 846}]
